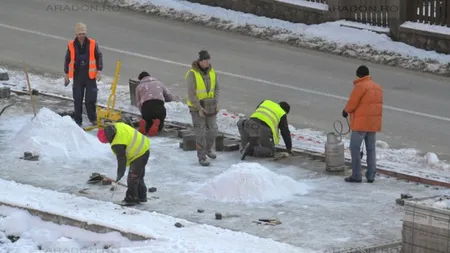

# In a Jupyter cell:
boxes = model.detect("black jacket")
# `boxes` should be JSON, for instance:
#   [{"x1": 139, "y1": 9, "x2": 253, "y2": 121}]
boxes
[
  {"x1": 64, "y1": 37, "x2": 103, "y2": 79},
  {"x1": 251, "y1": 101, "x2": 292, "y2": 151}
]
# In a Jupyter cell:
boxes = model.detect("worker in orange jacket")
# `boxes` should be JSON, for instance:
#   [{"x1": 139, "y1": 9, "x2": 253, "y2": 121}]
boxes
[{"x1": 64, "y1": 22, "x2": 103, "y2": 127}]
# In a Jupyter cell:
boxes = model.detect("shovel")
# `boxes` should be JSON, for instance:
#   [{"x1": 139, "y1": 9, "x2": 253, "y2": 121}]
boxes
[{"x1": 87, "y1": 172, "x2": 127, "y2": 187}]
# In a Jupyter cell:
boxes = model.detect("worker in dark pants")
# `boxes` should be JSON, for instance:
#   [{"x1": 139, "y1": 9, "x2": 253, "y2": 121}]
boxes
[
  {"x1": 237, "y1": 100, "x2": 294, "y2": 158},
  {"x1": 97, "y1": 121, "x2": 151, "y2": 206},
  {"x1": 64, "y1": 22, "x2": 103, "y2": 127}
]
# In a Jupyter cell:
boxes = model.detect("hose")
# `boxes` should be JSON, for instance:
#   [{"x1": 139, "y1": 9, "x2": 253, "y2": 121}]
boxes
[{"x1": 332, "y1": 117, "x2": 365, "y2": 159}]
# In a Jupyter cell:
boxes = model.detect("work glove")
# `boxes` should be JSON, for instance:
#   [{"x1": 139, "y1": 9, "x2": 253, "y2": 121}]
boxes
[
  {"x1": 342, "y1": 109, "x2": 348, "y2": 118},
  {"x1": 96, "y1": 71, "x2": 102, "y2": 82},
  {"x1": 64, "y1": 74, "x2": 70, "y2": 87},
  {"x1": 116, "y1": 173, "x2": 123, "y2": 182},
  {"x1": 199, "y1": 108, "x2": 207, "y2": 117}
]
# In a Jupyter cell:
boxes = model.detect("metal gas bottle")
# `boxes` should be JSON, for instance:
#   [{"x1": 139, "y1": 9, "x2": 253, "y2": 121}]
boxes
[{"x1": 325, "y1": 132, "x2": 345, "y2": 172}]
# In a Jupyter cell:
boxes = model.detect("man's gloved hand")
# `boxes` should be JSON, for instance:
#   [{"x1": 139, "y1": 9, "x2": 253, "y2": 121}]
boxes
[
  {"x1": 96, "y1": 71, "x2": 102, "y2": 82},
  {"x1": 116, "y1": 173, "x2": 123, "y2": 182},
  {"x1": 342, "y1": 109, "x2": 348, "y2": 118},
  {"x1": 64, "y1": 74, "x2": 70, "y2": 87},
  {"x1": 199, "y1": 108, "x2": 206, "y2": 117}
]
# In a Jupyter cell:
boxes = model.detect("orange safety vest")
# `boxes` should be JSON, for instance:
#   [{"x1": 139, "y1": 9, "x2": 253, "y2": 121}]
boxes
[{"x1": 67, "y1": 39, "x2": 98, "y2": 79}]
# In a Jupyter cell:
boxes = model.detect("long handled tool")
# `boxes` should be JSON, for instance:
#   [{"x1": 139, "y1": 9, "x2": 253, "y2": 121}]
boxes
[{"x1": 23, "y1": 62, "x2": 37, "y2": 118}]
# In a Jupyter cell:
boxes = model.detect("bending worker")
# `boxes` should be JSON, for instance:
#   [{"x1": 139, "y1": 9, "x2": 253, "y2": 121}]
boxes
[
  {"x1": 135, "y1": 71, "x2": 176, "y2": 136},
  {"x1": 237, "y1": 100, "x2": 294, "y2": 158},
  {"x1": 185, "y1": 50, "x2": 220, "y2": 166},
  {"x1": 97, "y1": 121, "x2": 150, "y2": 206},
  {"x1": 64, "y1": 22, "x2": 103, "y2": 127}
]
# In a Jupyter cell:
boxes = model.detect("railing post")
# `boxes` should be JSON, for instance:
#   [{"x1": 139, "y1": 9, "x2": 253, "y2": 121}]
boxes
[{"x1": 389, "y1": 0, "x2": 407, "y2": 40}]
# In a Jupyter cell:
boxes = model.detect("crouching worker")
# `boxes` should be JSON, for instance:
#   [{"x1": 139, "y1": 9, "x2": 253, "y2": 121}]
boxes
[
  {"x1": 237, "y1": 100, "x2": 293, "y2": 158},
  {"x1": 135, "y1": 71, "x2": 176, "y2": 136},
  {"x1": 97, "y1": 121, "x2": 151, "y2": 206}
]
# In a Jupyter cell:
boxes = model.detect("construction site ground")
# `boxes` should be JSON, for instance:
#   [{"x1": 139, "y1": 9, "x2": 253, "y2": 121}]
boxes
[{"x1": 0, "y1": 93, "x2": 448, "y2": 251}]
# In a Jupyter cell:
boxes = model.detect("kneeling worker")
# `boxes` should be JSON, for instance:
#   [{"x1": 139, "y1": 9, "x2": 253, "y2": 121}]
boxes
[
  {"x1": 237, "y1": 100, "x2": 293, "y2": 158},
  {"x1": 97, "y1": 121, "x2": 150, "y2": 206}
]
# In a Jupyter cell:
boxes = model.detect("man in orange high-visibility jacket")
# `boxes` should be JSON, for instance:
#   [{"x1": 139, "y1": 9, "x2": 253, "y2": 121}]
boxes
[{"x1": 64, "y1": 22, "x2": 103, "y2": 127}]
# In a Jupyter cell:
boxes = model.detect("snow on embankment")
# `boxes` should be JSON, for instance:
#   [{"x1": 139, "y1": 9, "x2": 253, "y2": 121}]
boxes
[
  {"x1": 11, "y1": 108, "x2": 108, "y2": 160},
  {"x1": 194, "y1": 162, "x2": 311, "y2": 203}
]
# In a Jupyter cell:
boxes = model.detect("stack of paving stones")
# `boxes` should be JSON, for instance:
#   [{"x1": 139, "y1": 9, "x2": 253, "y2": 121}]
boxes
[{"x1": 178, "y1": 129, "x2": 240, "y2": 152}]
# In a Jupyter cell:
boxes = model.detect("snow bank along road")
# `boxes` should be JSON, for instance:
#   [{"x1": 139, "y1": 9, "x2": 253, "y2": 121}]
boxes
[{"x1": 1, "y1": 0, "x2": 450, "y2": 160}]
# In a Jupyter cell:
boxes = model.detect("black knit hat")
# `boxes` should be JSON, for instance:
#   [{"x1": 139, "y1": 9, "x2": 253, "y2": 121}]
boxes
[
  {"x1": 138, "y1": 71, "x2": 150, "y2": 80},
  {"x1": 279, "y1": 101, "x2": 290, "y2": 114},
  {"x1": 198, "y1": 50, "x2": 210, "y2": 61},
  {"x1": 356, "y1": 65, "x2": 369, "y2": 78}
]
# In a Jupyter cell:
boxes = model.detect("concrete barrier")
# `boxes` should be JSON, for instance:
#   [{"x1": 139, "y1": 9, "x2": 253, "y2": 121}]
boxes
[{"x1": 0, "y1": 202, "x2": 153, "y2": 241}]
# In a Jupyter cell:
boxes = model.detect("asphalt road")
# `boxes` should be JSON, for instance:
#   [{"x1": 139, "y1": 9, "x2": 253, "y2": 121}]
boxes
[{"x1": 1, "y1": 0, "x2": 450, "y2": 160}]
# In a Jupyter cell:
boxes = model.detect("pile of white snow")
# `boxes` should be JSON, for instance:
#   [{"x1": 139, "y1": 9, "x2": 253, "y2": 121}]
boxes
[
  {"x1": 11, "y1": 107, "x2": 108, "y2": 160},
  {"x1": 195, "y1": 162, "x2": 310, "y2": 203},
  {"x1": 92, "y1": 0, "x2": 450, "y2": 75},
  {"x1": 420, "y1": 196, "x2": 450, "y2": 210},
  {"x1": 0, "y1": 206, "x2": 149, "y2": 252}
]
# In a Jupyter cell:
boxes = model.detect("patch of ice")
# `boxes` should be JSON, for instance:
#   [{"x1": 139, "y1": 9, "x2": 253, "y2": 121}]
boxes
[
  {"x1": 194, "y1": 162, "x2": 310, "y2": 203},
  {"x1": 425, "y1": 152, "x2": 439, "y2": 165},
  {"x1": 11, "y1": 107, "x2": 109, "y2": 160}
]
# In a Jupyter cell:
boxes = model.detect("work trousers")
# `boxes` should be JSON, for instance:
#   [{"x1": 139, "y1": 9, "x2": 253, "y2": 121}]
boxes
[
  {"x1": 190, "y1": 110, "x2": 217, "y2": 159},
  {"x1": 349, "y1": 131, "x2": 377, "y2": 181},
  {"x1": 141, "y1": 99, "x2": 166, "y2": 133},
  {"x1": 237, "y1": 118, "x2": 275, "y2": 157},
  {"x1": 125, "y1": 150, "x2": 150, "y2": 202},
  {"x1": 72, "y1": 78, "x2": 98, "y2": 125}
]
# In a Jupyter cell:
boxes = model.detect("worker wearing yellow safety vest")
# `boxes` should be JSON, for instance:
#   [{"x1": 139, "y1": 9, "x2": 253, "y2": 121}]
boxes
[
  {"x1": 185, "y1": 50, "x2": 220, "y2": 166},
  {"x1": 97, "y1": 121, "x2": 150, "y2": 206},
  {"x1": 237, "y1": 100, "x2": 294, "y2": 158},
  {"x1": 63, "y1": 22, "x2": 103, "y2": 127}
]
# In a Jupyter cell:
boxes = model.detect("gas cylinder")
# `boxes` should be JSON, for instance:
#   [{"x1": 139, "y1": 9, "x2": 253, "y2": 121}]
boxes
[{"x1": 325, "y1": 132, "x2": 345, "y2": 172}]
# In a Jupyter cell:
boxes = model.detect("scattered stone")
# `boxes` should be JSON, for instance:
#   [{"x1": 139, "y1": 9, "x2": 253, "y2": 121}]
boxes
[
  {"x1": 215, "y1": 212, "x2": 222, "y2": 220},
  {"x1": 179, "y1": 142, "x2": 183, "y2": 149},
  {"x1": 78, "y1": 189, "x2": 89, "y2": 194},
  {"x1": 19, "y1": 151, "x2": 39, "y2": 161},
  {"x1": 148, "y1": 187, "x2": 157, "y2": 193},
  {"x1": 174, "y1": 222, "x2": 184, "y2": 228},
  {"x1": 197, "y1": 208, "x2": 204, "y2": 213},
  {"x1": 252, "y1": 218, "x2": 281, "y2": 226},
  {"x1": 401, "y1": 193, "x2": 413, "y2": 199},
  {"x1": 7, "y1": 235, "x2": 20, "y2": 243},
  {"x1": 110, "y1": 186, "x2": 116, "y2": 191},
  {"x1": 0, "y1": 72, "x2": 9, "y2": 81},
  {"x1": 182, "y1": 134, "x2": 196, "y2": 151},
  {"x1": 0, "y1": 86, "x2": 11, "y2": 99}
]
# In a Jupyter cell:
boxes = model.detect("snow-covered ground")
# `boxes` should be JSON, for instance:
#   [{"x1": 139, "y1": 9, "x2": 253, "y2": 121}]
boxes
[
  {"x1": 89, "y1": 0, "x2": 450, "y2": 75},
  {"x1": 0, "y1": 184, "x2": 313, "y2": 253},
  {"x1": 1, "y1": 66, "x2": 450, "y2": 184},
  {"x1": 418, "y1": 195, "x2": 450, "y2": 210},
  {"x1": 0, "y1": 100, "x2": 449, "y2": 251}
]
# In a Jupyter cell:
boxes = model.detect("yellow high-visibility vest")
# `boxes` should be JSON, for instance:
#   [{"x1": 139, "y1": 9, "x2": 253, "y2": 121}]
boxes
[
  {"x1": 250, "y1": 100, "x2": 286, "y2": 145},
  {"x1": 185, "y1": 68, "x2": 216, "y2": 107},
  {"x1": 110, "y1": 122, "x2": 150, "y2": 166}
]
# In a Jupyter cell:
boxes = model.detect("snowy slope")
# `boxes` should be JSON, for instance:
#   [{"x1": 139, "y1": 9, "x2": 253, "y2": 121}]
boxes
[
  {"x1": 88, "y1": 0, "x2": 450, "y2": 75},
  {"x1": 0, "y1": 179, "x2": 314, "y2": 253},
  {"x1": 1, "y1": 67, "x2": 449, "y2": 183}
]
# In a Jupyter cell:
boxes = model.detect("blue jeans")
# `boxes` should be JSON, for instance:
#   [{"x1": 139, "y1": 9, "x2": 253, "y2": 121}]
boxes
[{"x1": 350, "y1": 131, "x2": 377, "y2": 180}]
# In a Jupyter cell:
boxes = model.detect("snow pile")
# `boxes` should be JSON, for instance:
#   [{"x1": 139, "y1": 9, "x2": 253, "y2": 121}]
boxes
[
  {"x1": 195, "y1": 162, "x2": 310, "y2": 203},
  {"x1": 420, "y1": 196, "x2": 450, "y2": 210},
  {"x1": 0, "y1": 206, "x2": 150, "y2": 252},
  {"x1": 425, "y1": 152, "x2": 440, "y2": 165},
  {"x1": 91, "y1": 0, "x2": 450, "y2": 75},
  {"x1": 11, "y1": 107, "x2": 108, "y2": 160}
]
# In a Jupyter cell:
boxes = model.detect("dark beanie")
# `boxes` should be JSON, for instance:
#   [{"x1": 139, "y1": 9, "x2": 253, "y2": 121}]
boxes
[
  {"x1": 198, "y1": 50, "x2": 210, "y2": 61},
  {"x1": 356, "y1": 65, "x2": 369, "y2": 78},
  {"x1": 138, "y1": 71, "x2": 150, "y2": 80},
  {"x1": 279, "y1": 101, "x2": 290, "y2": 114}
]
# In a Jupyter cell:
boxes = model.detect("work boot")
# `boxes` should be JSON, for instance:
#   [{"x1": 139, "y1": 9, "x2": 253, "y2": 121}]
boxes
[
  {"x1": 206, "y1": 150, "x2": 216, "y2": 159},
  {"x1": 138, "y1": 197, "x2": 147, "y2": 203},
  {"x1": 344, "y1": 176, "x2": 362, "y2": 183},
  {"x1": 138, "y1": 119, "x2": 146, "y2": 134},
  {"x1": 148, "y1": 119, "x2": 160, "y2": 136},
  {"x1": 199, "y1": 158, "x2": 210, "y2": 166},
  {"x1": 120, "y1": 198, "x2": 137, "y2": 206}
]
